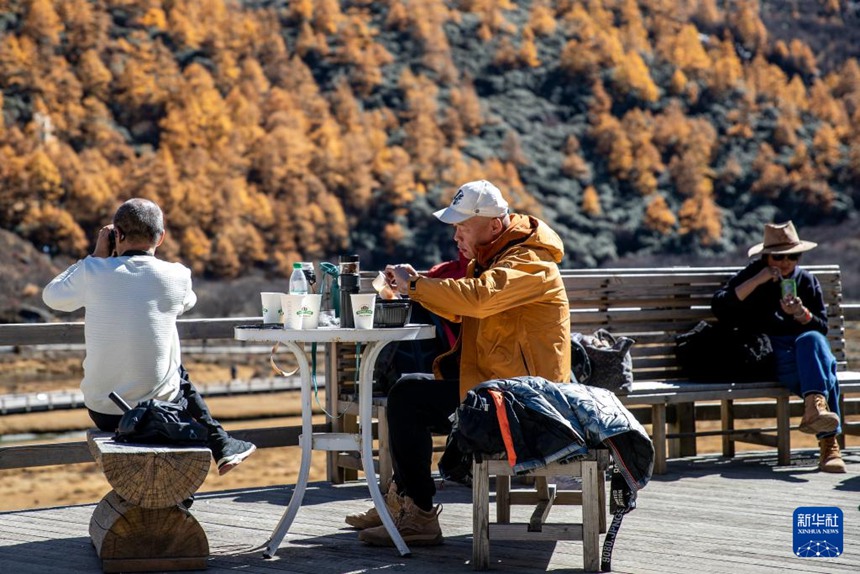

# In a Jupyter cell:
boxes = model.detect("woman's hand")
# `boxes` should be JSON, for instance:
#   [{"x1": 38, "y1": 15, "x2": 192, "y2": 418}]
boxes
[
  {"x1": 755, "y1": 265, "x2": 781, "y2": 286},
  {"x1": 736, "y1": 265, "x2": 781, "y2": 301},
  {"x1": 780, "y1": 296, "x2": 811, "y2": 323}
]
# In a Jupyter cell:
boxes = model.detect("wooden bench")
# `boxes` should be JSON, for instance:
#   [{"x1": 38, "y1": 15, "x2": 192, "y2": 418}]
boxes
[
  {"x1": 86, "y1": 430, "x2": 211, "y2": 572},
  {"x1": 326, "y1": 265, "x2": 858, "y2": 482},
  {"x1": 563, "y1": 265, "x2": 860, "y2": 474}
]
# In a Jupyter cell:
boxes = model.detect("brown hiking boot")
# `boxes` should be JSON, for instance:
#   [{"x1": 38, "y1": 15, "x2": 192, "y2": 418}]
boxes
[
  {"x1": 358, "y1": 496, "x2": 443, "y2": 547},
  {"x1": 345, "y1": 483, "x2": 403, "y2": 530},
  {"x1": 818, "y1": 436, "x2": 847, "y2": 473},
  {"x1": 798, "y1": 393, "x2": 839, "y2": 434}
]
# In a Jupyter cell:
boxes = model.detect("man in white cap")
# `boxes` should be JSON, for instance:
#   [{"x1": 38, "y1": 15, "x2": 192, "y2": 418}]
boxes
[{"x1": 350, "y1": 180, "x2": 571, "y2": 546}]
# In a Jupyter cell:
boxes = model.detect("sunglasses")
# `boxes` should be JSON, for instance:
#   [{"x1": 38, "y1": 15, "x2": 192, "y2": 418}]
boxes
[{"x1": 770, "y1": 253, "x2": 801, "y2": 261}]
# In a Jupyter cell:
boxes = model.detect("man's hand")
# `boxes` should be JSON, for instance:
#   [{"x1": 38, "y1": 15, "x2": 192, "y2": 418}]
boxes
[
  {"x1": 93, "y1": 225, "x2": 115, "y2": 258},
  {"x1": 385, "y1": 264, "x2": 418, "y2": 295}
]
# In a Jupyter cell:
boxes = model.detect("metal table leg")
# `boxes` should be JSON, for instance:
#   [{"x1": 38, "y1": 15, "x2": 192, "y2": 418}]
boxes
[
  {"x1": 264, "y1": 341, "x2": 312, "y2": 558},
  {"x1": 358, "y1": 341, "x2": 411, "y2": 556}
]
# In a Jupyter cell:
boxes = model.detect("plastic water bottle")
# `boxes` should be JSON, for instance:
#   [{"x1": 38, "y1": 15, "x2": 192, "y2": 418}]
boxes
[{"x1": 289, "y1": 262, "x2": 309, "y2": 295}]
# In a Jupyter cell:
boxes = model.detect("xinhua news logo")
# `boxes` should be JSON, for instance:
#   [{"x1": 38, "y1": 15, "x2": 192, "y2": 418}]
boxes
[{"x1": 793, "y1": 506, "x2": 843, "y2": 558}]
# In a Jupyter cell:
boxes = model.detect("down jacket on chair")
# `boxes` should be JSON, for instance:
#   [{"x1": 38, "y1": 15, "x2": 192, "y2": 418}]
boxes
[{"x1": 445, "y1": 376, "x2": 654, "y2": 502}]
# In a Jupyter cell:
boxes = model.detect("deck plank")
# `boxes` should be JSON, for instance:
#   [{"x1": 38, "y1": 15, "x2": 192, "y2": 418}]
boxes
[{"x1": 0, "y1": 449, "x2": 858, "y2": 573}]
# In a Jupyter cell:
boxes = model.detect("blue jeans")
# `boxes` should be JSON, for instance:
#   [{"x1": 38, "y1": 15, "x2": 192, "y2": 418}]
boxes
[{"x1": 770, "y1": 332, "x2": 841, "y2": 438}]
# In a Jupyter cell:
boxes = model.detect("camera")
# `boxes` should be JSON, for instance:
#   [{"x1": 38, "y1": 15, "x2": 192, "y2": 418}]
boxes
[{"x1": 107, "y1": 229, "x2": 116, "y2": 256}]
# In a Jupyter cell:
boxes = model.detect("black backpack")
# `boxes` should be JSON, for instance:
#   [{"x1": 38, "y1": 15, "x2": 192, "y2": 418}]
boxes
[
  {"x1": 675, "y1": 321, "x2": 775, "y2": 381},
  {"x1": 114, "y1": 397, "x2": 208, "y2": 446}
]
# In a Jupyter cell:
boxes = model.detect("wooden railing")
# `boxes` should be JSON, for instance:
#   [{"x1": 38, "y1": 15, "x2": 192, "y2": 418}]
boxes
[
  {"x1": 0, "y1": 317, "x2": 316, "y2": 471},
  {"x1": 1, "y1": 301, "x2": 858, "y2": 472}
]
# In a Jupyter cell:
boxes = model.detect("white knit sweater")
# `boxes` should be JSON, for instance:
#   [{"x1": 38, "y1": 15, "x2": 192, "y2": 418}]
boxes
[{"x1": 43, "y1": 255, "x2": 197, "y2": 414}]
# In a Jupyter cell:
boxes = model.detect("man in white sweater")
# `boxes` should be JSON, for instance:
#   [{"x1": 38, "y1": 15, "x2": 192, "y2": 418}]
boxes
[{"x1": 43, "y1": 198, "x2": 255, "y2": 475}]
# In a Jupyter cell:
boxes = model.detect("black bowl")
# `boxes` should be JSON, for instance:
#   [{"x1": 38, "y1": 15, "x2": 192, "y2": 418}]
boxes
[{"x1": 373, "y1": 298, "x2": 412, "y2": 328}]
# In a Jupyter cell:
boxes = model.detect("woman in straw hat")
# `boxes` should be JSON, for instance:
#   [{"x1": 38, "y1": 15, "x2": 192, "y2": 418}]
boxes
[{"x1": 712, "y1": 221, "x2": 844, "y2": 473}]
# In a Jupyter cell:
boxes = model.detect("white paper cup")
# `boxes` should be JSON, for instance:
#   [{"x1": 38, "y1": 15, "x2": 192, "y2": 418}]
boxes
[
  {"x1": 299, "y1": 294, "x2": 322, "y2": 329},
  {"x1": 261, "y1": 292, "x2": 285, "y2": 324},
  {"x1": 351, "y1": 293, "x2": 377, "y2": 330},
  {"x1": 280, "y1": 293, "x2": 306, "y2": 330}
]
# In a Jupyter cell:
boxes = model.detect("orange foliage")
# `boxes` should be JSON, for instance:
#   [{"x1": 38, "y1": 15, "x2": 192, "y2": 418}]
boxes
[
  {"x1": 644, "y1": 194, "x2": 676, "y2": 235},
  {"x1": 0, "y1": 0, "x2": 855, "y2": 279},
  {"x1": 623, "y1": 109, "x2": 664, "y2": 195},
  {"x1": 613, "y1": 50, "x2": 659, "y2": 102},
  {"x1": 659, "y1": 25, "x2": 711, "y2": 76},
  {"x1": 618, "y1": 0, "x2": 649, "y2": 54},
  {"x1": 582, "y1": 185, "x2": 601, "y2": 216},
  {"x1": 708, "y1": 37, "x2": 744, "y2": 94},
  {"x1": 808, "y1": 80, "x2": 850, "y2": 132},
  {"x1": 788, "y1": 38, "x2": 819, "y2": 78},
  {"x1": 450, "y1": 80, "x2": 483, "y2": 135},
  {"x1": 678, "y1": 192, "x2": 721, "y2": 245},
  {"x1": 77, "y1": 50, "x2": 112, "y2": 100},
  {"x1": 669, "y1": 69, "x2": 688, "y2": 96},
  {"x1": 23, "y1": 0, "x2": 64, "y2": 47},
  {"x1": 528, "y1": 1, "x2": 557, "y2": 36},
  {"x1": 19, "y1": 202, "x2": 88, "y2": 256},
  {"x1": 812, "y1": 124, "x2": 842, "y2": 169},
  {"x1": 750, "y1": 162, "x2": 789, "y2": 198},
  {"x1": 519, "y1": 27, "x2": 541, "y2": 68},
  {"x1": 562, "y1": 136, "x2": 592, "y2": 182},
  {"x1": 773, "y1": 111, "x2": 800, "y2": 149},
  {"x1": 728, "y1": 0, "x2": 768, "y2": 54}
]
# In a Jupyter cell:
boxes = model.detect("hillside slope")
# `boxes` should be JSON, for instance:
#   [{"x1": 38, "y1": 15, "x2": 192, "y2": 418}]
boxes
[{"x1": 0, "y1": 0, "x2": 858, "y2": 284}]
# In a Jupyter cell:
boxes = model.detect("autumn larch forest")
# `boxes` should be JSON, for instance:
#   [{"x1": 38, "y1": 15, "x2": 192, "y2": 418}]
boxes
[{"x1": 1, "y1": 0, "x2": 859, "y2": 294}]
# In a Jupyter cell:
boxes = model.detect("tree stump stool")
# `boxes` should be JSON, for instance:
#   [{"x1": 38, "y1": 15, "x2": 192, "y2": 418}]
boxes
[{"x1": 86, "y1": 430, "x2": 211, "y2": 572}]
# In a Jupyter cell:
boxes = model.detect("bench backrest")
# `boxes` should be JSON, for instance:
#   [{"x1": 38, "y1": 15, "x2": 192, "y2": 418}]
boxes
[{"x1": 562, "y1": 265, "x2": 847, "y2": 382}]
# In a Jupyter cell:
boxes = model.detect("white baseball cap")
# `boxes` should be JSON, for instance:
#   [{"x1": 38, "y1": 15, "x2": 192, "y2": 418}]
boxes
[{"x1": 433, "y1": 180, "x2": 509, "y2": 224}]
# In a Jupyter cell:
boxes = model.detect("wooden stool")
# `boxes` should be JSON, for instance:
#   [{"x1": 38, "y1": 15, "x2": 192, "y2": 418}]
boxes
[
  {"x1": 86, "y1": 430, "x2": 211, "y2": 572},
  {"x1": 472, "y1": 449, "x2": 610, "y2": 572}
]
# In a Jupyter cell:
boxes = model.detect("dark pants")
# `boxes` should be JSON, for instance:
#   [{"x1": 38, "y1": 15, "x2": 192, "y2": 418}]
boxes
[
  {"x1": 387, "y1": 373, "x2": 460, "y2": 511},
  {"x1": 88, "y1": 368, "x2": 230, "y2": 455}
]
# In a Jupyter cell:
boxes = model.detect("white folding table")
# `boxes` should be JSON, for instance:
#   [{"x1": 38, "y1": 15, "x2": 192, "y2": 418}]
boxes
[{"x1": 234, "y1": 324, "x2": 434, "y2": 557}]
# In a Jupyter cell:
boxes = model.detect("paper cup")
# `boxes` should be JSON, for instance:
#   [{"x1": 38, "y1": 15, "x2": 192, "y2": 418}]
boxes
[
  {"x1": 280, "y1": 293, "x2": 306, "y2": 330},
  {"x1": 299, "y1": 294, "x2": 322, "y2": 329},
  {"x1": 350, "y1": 293, "x2": 377, "y2": 330},
  {"x1": 261, "y1": 292, "x2": 285, "y2": 324}
]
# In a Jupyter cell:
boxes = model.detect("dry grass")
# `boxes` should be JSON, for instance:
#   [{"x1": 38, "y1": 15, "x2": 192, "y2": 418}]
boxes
[{"x1": 0, "y1": 392, "x2": 329, "y2": 512}]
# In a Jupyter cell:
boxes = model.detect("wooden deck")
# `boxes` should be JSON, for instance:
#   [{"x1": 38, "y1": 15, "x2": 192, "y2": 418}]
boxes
[{"x1": 0, "y1": 449, "x2": 858, "y2": 574}]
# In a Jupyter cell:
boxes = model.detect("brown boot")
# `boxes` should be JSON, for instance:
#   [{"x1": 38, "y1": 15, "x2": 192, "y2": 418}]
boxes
[
  {"x1": 345, "y1": 483, "x2": 403, "y2": 530},
  {"x1": 818, "y1": 436, "x2": 847, "y2": 473},
  {"x1": 358, "y1": 496, "x2": 443, "y2": 547},
  {"x1": 799, "y1": 393, "x2": 839, "y2": 434}
]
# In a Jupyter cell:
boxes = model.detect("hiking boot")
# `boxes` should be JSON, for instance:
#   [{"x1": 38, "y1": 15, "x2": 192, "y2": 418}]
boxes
[
  {"x1": 215, "y1": 438, "x2": 256, "y2": 475},
  {"x1": 345, "y1": 483, "x2": 403, "y2": 530},
  {"x1": 798, "y1": 393, "x2": 839, "y2": 435},
  {"x1": 818, "y1": 436, "x2": 847, "y2": 473},
  {"x1": 358, "y1": 496, "x2": 443, "y2": 547}
]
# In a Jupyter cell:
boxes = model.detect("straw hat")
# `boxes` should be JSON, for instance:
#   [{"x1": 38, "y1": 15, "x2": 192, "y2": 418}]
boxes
[{"x1": 747, "y1": 221, "x2": 817, "y2": 257}]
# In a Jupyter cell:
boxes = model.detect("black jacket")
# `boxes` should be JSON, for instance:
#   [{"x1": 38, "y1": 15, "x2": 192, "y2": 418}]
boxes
[{"x1": 448, "y1": 376, "x2": 653, "y2": 493}]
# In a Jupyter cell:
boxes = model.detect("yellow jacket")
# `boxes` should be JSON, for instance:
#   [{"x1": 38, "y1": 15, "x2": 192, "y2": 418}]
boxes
[{"x1": 409, "y1": 214, "x2": 571, "y2": 399}]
